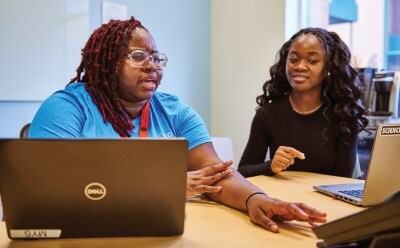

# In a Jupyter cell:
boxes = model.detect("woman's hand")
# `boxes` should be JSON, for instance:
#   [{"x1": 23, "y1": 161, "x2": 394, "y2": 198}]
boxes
[
  {"x1": 271, "y1": 146, "x2": 305, "y2": 174},
  {"x1": 246, "y1": 193, "x2": 327, "y2": 232},
  {"x1": 186, "y1": 160, "x2": 233, "y2": 196}
]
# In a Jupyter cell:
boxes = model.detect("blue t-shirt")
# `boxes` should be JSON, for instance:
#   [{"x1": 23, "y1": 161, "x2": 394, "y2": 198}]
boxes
[{"x1": 29, "y1": 83, "x2": 211, "y2": 150}]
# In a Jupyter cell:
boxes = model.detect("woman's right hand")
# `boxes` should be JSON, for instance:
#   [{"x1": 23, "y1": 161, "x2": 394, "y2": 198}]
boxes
[
  {"x1": 271, "y1": 146, "x2": 305, "y2": 174},
  {"x1": 186, "y1": 160, "x2": 233, "y2": 196},
  {"x1": 246, "y1": 193, "x2": 327, "y2": 233}
]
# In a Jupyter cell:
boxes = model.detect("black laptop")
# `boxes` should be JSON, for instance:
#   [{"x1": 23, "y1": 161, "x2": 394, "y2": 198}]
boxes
[{"x1": 0, "y1": 138, "x2": 187, "y2": 239}]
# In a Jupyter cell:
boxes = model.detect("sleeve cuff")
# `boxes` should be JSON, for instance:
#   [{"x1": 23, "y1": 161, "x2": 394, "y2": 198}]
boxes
[{"x1": 263, "y1": 160, "x2": 278, "y2": 176}]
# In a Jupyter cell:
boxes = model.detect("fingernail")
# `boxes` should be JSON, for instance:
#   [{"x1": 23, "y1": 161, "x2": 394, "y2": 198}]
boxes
[{"x1": 271, "y1": 225, "x2": 279, "y2": 232}]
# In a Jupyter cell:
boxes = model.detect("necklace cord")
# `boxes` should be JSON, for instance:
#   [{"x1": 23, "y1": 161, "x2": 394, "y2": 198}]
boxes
[{"x1": 289, "y1": 95, "x2": 323, "y2": 115}]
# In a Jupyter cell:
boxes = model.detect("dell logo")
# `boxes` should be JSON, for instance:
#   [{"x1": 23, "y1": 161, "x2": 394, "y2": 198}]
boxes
[
  {"x1": 381, "y1": 125, "x2": 400, "y2": 136},
  {"x1": 84, "y1": 183, "x2": 107, "y2": 200}
]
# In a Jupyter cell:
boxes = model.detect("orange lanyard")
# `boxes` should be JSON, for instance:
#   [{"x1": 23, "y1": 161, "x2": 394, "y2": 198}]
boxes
[{"x1": 139, "y1": 101, "x2": 150, "y2": 138}]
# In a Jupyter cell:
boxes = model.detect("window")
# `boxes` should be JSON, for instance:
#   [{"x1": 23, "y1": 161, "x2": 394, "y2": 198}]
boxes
[{"x1": 385, "y1": 0, "x2": 400, "y2": 70}]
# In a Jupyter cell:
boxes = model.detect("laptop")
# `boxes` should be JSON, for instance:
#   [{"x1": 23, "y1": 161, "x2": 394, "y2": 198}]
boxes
[
  {"x1": 0, "y1": 138, "x2": 188, "y2": 239},
  {"x1": 313, "y1": 123, "x2": 400, "y2": 206}
]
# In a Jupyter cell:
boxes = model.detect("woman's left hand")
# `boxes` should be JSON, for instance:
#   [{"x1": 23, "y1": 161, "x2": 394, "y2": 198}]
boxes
[
  {"x1": 271, "y1": 146, "x2": 305, "y2": 174},
  {"x1": 186, "y1": 160, "x2": 233, "y2": 196}
]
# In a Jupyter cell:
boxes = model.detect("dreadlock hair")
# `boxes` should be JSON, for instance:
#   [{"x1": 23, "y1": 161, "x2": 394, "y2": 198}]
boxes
[
  {"x1": 69, "y1": 17, "x2": 146, "y2": 137},
  {"x1": 256, "y1": 27, "x2": 368, "y2": 140}
]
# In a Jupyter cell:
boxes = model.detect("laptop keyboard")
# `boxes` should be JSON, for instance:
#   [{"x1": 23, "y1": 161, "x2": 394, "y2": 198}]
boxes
[{"x1": 338, "y1": 190, "x2": 363, "y2": 199}]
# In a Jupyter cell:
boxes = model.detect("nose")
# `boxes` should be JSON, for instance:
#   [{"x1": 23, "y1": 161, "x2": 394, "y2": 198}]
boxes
[
  {"x1": 294, "y1": 60, "x2": 307, "y2": 71},
  {"x1": 142, "y1": 57, "x2": 158, "y2": 72}
]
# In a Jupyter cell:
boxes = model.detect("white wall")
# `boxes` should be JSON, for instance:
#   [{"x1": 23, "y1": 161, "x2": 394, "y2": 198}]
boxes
[
  {"x1": 0, "y1": 0, "x2": 89, "y2": 138},
  {"x1": 211, "y1": 0, "x2": 286, "y2": 164},
  {"x1": 0, "y1": 0, "x2": 88, "y2": 101}
]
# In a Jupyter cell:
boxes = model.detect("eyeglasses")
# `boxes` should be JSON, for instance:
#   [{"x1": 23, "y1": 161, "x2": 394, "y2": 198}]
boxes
[{"x1": 126, "y1": 49, "x2": 168, "y2": 70}]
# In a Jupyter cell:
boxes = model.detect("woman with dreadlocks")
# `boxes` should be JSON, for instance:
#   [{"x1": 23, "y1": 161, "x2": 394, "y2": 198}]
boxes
[
  {"x1": 29, "y1": 18, "x2": 327, "y2": 232},
  {"x1": 238, "y1": 27, "x2": 368, "y2": 178}
]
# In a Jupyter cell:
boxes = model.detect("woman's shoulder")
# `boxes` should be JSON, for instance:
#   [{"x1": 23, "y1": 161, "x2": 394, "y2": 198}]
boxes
[
  {"x1": 152, "y1": 91, "x2": 189, "y2": 108},
  {"x1": 152, "y1": 91, "x2": 198, "y2": 119},
  {"x1": 41, "y1": 82, "x2": 93, "y2": 111},
  {"x1": 46, "y1": 82, "x2": 87, "y2": 99},
  {"x1": 63, "y1": 82, "x2": 89, "y2": 96},
  {"x1": 153, "y1": 91, "x2": 180, "y2": 101}
]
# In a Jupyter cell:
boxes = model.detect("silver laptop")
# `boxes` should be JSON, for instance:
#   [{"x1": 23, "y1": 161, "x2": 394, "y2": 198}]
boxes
[
  {"x1": 313, "y1": 124, "x2": 400, "y2": 206},
  {"x1": 0, "y1": 138, "x2": 187, "y2": 239}
]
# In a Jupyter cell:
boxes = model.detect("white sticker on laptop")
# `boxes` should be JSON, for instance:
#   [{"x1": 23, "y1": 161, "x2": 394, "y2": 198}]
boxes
[
  {"x1": 10, "y1": 229, "x2": 61, "y2": 238},
  {"x1": 380, "y1": 125, "x2": 400, "y2": 136}
]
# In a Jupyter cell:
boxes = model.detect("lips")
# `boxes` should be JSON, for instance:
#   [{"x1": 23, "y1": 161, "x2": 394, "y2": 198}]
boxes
[
  {"x1": 291, "y1": 74, "x2": 309, "y2": 83},
  {"x1": 141, "y1": 76, "x2": 158, "y2": 90}
]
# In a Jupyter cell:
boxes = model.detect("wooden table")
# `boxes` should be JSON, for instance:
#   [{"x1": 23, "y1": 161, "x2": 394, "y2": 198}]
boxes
[{"x1": 0, "y1": 171, "x2": 365, "y2": 248}]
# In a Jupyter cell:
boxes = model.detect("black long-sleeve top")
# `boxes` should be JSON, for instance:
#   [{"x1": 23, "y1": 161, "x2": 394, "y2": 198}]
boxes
[{"x1": 238, "y1": 96, "x2": 357, "y2": 178}]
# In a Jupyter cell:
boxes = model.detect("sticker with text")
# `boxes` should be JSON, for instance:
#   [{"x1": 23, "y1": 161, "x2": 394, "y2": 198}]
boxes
[
  {"x1": 10, "y1": 229, "x2": 61, "y2": 238},
  {"x1": 380, "y1": 125, "x2": 400, "y2": 136}
]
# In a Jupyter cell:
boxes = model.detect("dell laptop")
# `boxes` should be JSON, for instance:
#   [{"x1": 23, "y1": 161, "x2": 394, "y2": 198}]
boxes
[
  {"x1": 0, "y1": 138, "x2": 188, "y2": 239},
  {"x1": 313, "y1": 124, "x2": 400, "y2": 206}
]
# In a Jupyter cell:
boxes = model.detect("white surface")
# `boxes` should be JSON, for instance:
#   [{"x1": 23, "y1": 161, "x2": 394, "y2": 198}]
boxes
[
  {"x1": 102, "y1": 1, "x2": 127, "y2": 24},
  {"x1": 211, "y1": 0, "x2": 286, "y2": 162},
  {"x1": 0, "y1": 0, "x2": 89, "y2": 101}
]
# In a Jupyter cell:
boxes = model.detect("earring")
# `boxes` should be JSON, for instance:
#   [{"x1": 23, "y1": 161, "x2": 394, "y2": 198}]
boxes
[{"x1": 328, "y1": 72, "x2": 331, "y2": 76}]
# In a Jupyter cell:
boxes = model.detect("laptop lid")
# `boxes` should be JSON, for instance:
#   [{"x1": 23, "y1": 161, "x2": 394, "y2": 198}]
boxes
[
  {"x1": 362, "y1": 124, "x2": 400, "y2": 205},
  {"x1": 313, "y1": 123, "x2": 400, "y2": 206},
  {"x1": 0, "y1": 138, "x2": 188, "y2": 239}
]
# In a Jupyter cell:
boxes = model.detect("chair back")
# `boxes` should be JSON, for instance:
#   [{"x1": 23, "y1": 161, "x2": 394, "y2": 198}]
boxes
[
  {"x1": 352, "y1": 152, "x2": 362, "y2": 179},
  {"x1": 211, "y1": 137, "x2": 236, "y2": 169},
  {"x1": 20, "y1": 123, "x2": 31, "y2": 138}
]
